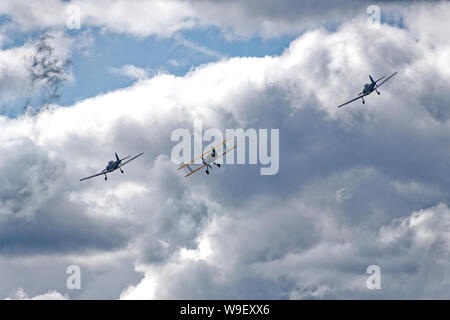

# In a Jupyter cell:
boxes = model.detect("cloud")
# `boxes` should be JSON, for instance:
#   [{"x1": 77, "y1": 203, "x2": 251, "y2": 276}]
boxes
[
  {"x1": 109, "y1": 65, "x2": 150, "y2": 81},
  {"x1": 173, "y1": 34, "x2": 224, "y2": 59},
  {"x1": 0, "y1": 2, "x2": 450, "y2": 299},
  {"x1": 379, "y1": 203, "x2": 450, "y2": 251},
  {"x1": 0, "y1": 137, "x2": 61, "y2": 221},
  {"x1": 0, "y1": 0, "x2": 436, "y2": 39},
  {"x1": 0, "y1": 0, "x2": 196, "y2": 37},
  {"x1": 0, "y1": 40, "x2": 35, "y2": 113},
  {"x1": 122, "y1": 199, "x2": 450, "y2": 299},
  {"x1": 6, "y1": 288, "x2": 68, "y2": 300},
  {"x1": 26, "y1": 32, "x2": 73, "y2": 107},
  {"x1": 0, "y1": 30, "x2": 75, "y2": 114}
]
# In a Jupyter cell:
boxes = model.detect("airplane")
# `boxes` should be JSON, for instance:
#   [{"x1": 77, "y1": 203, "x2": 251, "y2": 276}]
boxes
[
  {"x1": 80, "y1": 152, "x2": 143, "y2": 181},
  {"x1": 178, "y1": 138, "x2": 236, "y2": 177},
  {"x1": 337, "y1": 72, "x2": 397, "y2": 108},
  {"x1": 201, "y1": 148, "x2": 220, "y2": 175}
]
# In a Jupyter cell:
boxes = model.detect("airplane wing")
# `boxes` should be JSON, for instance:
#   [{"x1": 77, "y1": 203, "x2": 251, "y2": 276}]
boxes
[
  {"x1": 178, "y1": 138, "x2": 231, "y2": 170},
  {"x1": 184, "y1": 163, "x2": 209, "y2": 177},
  {"x1": 375, "y1": 72, "x2": 397, "y2": 89},
  {"x1": 374, "y1": 75, "x2": 385, "y2": 83},
  {"x1": 181, "y1": 155, "x2": 218, "y2": 177},
  {"x1": 119, "y1": 155, "x2": 131, "y2": 162},
  {"x1": 337, "y1": 93, "x2": 369, "y2": 108},
  {"x1": 121, "y1": 153, "x2": 143, "y2": 167},
  {"x1": 180, "y1": 153, "x2": 220, "y2": 176},
  {"x1": 80, "y1": 170, "x2": 108, "y2": 181},
  {"x1": 185, "y1": 145, "x2": 236, "y2": 177}
]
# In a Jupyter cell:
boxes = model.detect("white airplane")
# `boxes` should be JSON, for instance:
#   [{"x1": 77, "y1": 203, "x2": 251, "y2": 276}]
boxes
[
  {"x1": 337, "y1": 72, "x2": 397, "y2": 108},
  {"x1": 80, "y1": 152, "x2": 143, "y2": 181},
  {"x1": 178, "y1": 138, "x2": 236, "y2": 177}
]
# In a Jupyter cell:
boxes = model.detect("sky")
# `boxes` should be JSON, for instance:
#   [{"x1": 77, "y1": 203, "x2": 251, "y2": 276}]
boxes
[{"x1": 0, "y1": 0, "x2": 450, "y2": 299}]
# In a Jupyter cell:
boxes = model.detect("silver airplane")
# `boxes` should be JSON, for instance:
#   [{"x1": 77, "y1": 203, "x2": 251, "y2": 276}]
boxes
[
  {"x1": 337, "y1": 72, "x2": 397, "y2": 108},
  {"x1": 80, "y1": 152, "x2": 143, "y2": 181}
]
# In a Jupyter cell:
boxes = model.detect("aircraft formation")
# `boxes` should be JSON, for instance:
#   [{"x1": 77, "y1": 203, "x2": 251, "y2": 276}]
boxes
[{"x1": 79, "y1": 71, "x2": 397, "y2": 180}]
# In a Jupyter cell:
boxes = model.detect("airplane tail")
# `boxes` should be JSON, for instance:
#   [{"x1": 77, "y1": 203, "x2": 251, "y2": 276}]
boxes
[
  {"x1": 369, "y1": 75, "x2": 375, "y2": 84},
  {"x1": 115, "y1": 152, "x2": 120, "y2": 161}
]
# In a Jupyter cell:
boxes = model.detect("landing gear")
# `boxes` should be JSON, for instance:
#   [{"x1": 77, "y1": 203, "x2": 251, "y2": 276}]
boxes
[
  {"x1": 376, "y1": 90, "x2": 380, "y2": 95},
  {"x1": 120, "y1": 168, "x2": 124, "y2": 174},
  {"x1": 104, "y1": 175, "x2": 108, "y2": 181},
  {"x1": 202, "y1": 155, "x2": 213, "y2": 175},
  {"x1": 362, "y1": 97, "x2": 365, "y2": 104},
  {"x1": 215, "y1": 163, "x2": 221, "y2": 168}
]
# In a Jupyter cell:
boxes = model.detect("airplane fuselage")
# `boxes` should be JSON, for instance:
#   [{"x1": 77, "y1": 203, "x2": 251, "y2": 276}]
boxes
[
  {"x1": 106, "y1": 160, "x2": 120, "y2": 171},
  {"x1": 363, "y1": 82, "x2": 376, "y2": 95}
]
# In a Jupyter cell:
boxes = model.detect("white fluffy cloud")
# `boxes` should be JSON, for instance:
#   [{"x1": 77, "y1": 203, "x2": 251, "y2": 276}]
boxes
[
  {"x1": 1, "y1": 2, "x2": 450, "y2": 299},
  {"x1": 0, "y1": 43, "x2": 35, "y2": 111},
  {"x1": 380, "y1": 203, "x2": 450, "y2": 251}
]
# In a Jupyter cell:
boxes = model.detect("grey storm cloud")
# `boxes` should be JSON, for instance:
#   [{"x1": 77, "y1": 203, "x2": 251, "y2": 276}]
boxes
[
  {"x1": 0, "y1": 137, "x2": 62, "y2": 227},
  {"x1": 0, "y1": 0, "x2": 449, "y2": 299},
  {"x1": 0, "y1": 138, "x2": 132, "y2": 256}
]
